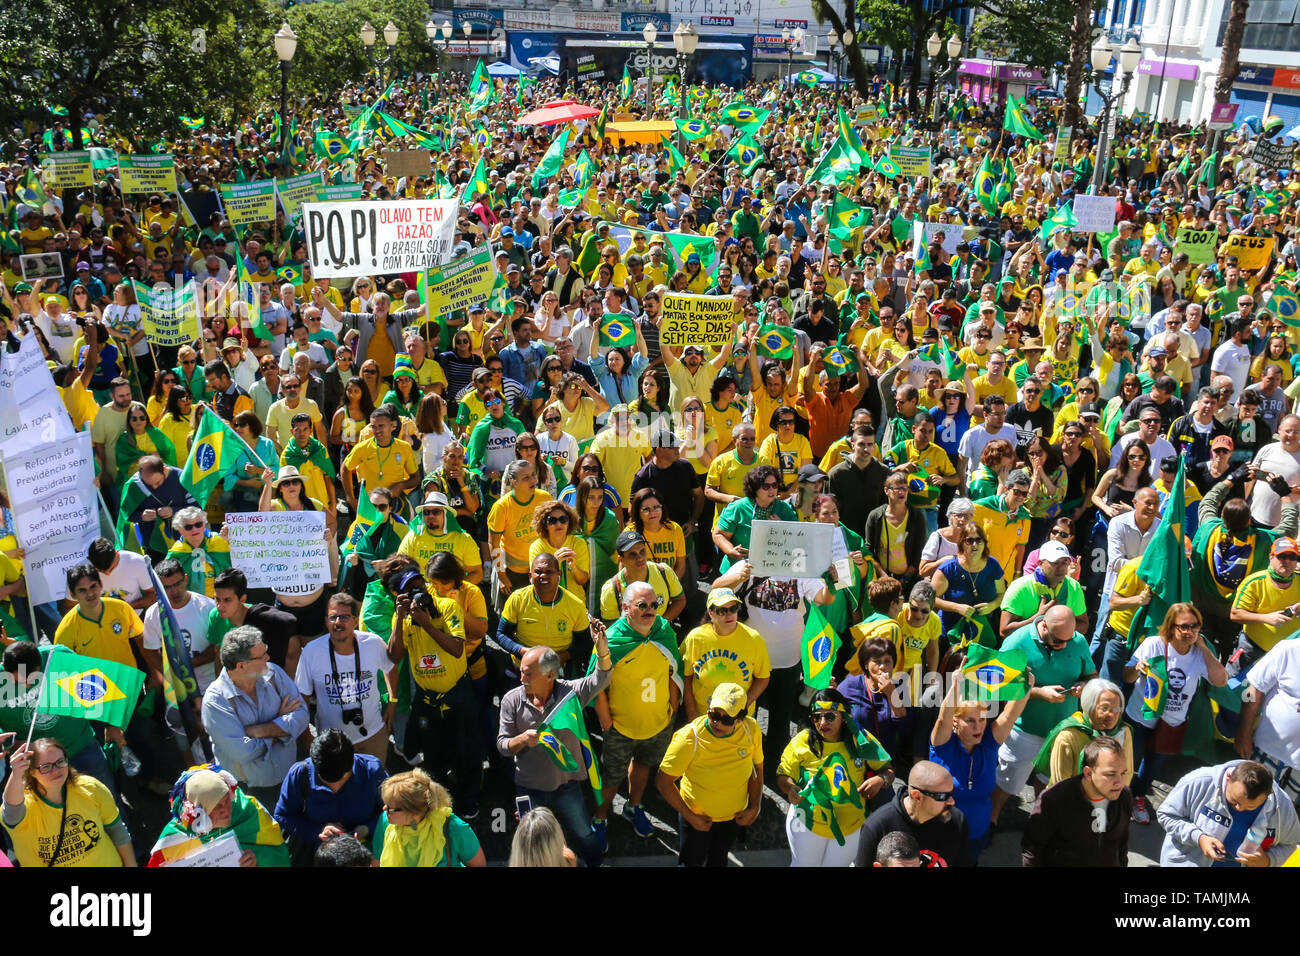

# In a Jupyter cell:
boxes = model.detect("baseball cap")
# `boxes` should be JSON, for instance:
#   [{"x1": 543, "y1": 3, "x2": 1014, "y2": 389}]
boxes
[
  {"x1": 709, "y1": 682, "x2": 747, "y2": 717},
  {"x1": 506, "y1": 264, "x2": 520, "y2": 274},
  {"x1": 75, "y1": 261, "x2": 90, "y2": 270},
  {"x1": 797, "y1": 464, "x2": 827, "y2": 483},
  {"x1": 1272, "y1": 537, "x2": 1300, "y2": 557},
  {"x1": 1211, "y1": 435, "x2": 1235, "y2": 451},
  {"x1": 706, "y1": 587, "x2": 742, "y2": 610},
  {"x1": 615, "y1": 530, "x2": 646, "y2": 553},
  {"x1": 1147, "y1": 345, "x2": 1168, "y2": 358},
  {"x1": 1039, "y1": 540, "x2": 1071, "y2": 563},
  {"x1": 682, "y1": 344, "x2": 704, "y2": 355},
  {"x1": 499, "y1": 226, "x2": 514, "y2": 237},
  {"x1": 221, "y1": 337, "x2": 243, "y2": 352}
]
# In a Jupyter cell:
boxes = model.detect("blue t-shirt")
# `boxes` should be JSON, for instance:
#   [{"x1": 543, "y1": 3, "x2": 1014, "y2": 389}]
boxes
[
  {"x1": 930, "y1": 730, "x2": 1000, "y2": 840},
  {"x1": 934, "y1": 555, "x2": 1004, "y2": 635},
  {"x1": 1212, "y1": 802, "x2": 1263, "y2": 868},
  {"x1": 928, "y1": 406, "x2": 971, "y2": 460}
]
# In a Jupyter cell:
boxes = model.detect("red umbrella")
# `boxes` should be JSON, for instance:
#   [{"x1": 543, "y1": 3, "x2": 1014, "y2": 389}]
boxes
[{"x1": 515, "y1": 100, "x2": 601, "y2": 126}]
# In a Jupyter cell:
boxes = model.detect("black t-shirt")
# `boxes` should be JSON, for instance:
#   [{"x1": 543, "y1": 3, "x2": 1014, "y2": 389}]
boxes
[
  {"x1": 1062, "y1": 447, "x2": 1097, "y2": 507},
  {"x1": 630, "y1": 459, "x2": 699, "y2": 526},
  {"x1": 1007, "y1": 402, "x2": 1055, "y2": 442},
  {"x1": 244, "y1": 603, "x2": 301, "y2": 668}
]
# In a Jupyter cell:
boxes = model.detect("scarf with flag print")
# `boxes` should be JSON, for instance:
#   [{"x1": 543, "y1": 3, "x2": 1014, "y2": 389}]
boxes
[
  {"x1": 586, "y1": 613, "x2": 683, "y2": 692},
  {"x1": 1032, "y1": 708, "x2": 1127, "y2": 778},
  {"x1": 150, "y1": 768, "x2": 287, "y2": 867},
  {"x1": 114, "y1": 471, "x2": 182, "y2": 556},
  {"x1": 794, "y1": 716, "x2": 889, "y2": 845}
]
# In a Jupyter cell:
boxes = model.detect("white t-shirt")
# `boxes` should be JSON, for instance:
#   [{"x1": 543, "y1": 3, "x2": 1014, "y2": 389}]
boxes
[
  {"x1": 279, "y1": 341, "x2": 328, "y2": 371},
  {"x1": 421, "y1": 425, "x2": 456, "y2": 474},
  {"x1": 103, "y1": 303, "x2": 150, "y2": 357},
  {"x1": 295, "y1": 632, "x2": 392, "y2": 744},
  {"x1": 1248, "y1": 640, "x2": 1300, "y2": 767},
  {"x1": 958, "y1": 423, "x2": 1018, "y2": 469},
  {"x1": 742, "y1": 576, "x2": 825, "y2": 669},
  {"x1": 142, "y1": 592, "x2": 217, "y2": 693},
  {"x1": 100, "y1": 551, "x2": 154, "y2": 605},
  {"x1": 1124, "y1": 635, "x2": 1209, "y2": 729},
  {"x1": 1110, "y1": 432, "x2": 1177, "y2": 479},
  {"x1": 537, "y1": 430, "x2": 580, "y2": 482},
  {"x1": 1249, "y1": 442, "x2": 1300, "y2": 526},
  {"x1": 1211, "y1": 341, "x2": 1252, "y2": 399}
]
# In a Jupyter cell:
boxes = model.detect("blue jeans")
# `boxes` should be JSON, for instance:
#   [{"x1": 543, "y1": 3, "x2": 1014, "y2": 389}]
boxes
[
  {"x1": 521, "y1": 780, "x2": 602, "y2": 868},
  {"x1": 922, "y1": 508, "x2": 939, "y2": 537},
  {"x1": 1098, "y1": 625, "x2": 1134, "y2": 690}
]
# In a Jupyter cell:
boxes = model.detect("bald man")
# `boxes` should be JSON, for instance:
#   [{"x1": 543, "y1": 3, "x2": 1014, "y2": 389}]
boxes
[
  {"x1": 991, "y1": 605, "x2": 1097, "y2": 825},
  {"x1": 855, "y1": 760, "x2": 970, "y2": 867}
]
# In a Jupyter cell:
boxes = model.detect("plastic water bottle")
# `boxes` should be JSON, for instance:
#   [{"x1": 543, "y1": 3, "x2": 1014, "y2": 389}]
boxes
[
  {"x1": 1236, "y1": 821, "x2": 1267, "y2": 857},
  {"x1": 120, "y1": 744, "x2": 142, "y2": 778}
]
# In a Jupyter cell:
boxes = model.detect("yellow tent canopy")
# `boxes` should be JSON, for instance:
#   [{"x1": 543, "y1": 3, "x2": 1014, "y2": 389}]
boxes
[{"x1": 604, "y1": 121, "x2": 676, "y2": 146}]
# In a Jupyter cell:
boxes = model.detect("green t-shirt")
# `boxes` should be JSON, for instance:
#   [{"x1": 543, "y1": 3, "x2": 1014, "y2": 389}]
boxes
[
  {"x1": 1001, "y1": 573, "x2": 1086, "y2": 622},
  {"x1": 715, "y1": 496, "x2": 799, "y2": 572},
  {"x1": 1002, "y1": 622, "x2": 1095, "y2": 737},
  {"x1": 370, "y1": 810, "x2": 480, "y2": 866},
  {"x1": 0, "y1": 645, "x2": 96, "y2": 757}
]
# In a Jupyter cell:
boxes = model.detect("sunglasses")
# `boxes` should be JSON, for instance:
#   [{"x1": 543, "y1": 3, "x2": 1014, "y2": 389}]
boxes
[
  {"x1": 632, "y1": 599, "x2": 663, "y2": 611},
  {"x1": 374, "y1": 503, "x2": 390, "y2": 513},
  {"x1": 183, "y1": 521, "x2": 205, "y2": 531},
  {"x1": 913, "y1": 786, "x2": 954, "y2": 802},
  {"x1": 485, "y1": 398, "x2": 503, "y2": 407},
  {"x1": 707, "y1": 710, "x2": 737, "y2": 726}
]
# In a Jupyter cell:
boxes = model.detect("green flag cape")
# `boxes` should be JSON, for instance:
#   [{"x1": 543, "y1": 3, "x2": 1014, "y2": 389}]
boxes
[
  {"x1": 586, "y1": 614, "x2": 684, "y2": 688},
  {"x1": 1126, "y1": 455, "x2": 1189, "y2": 650}
]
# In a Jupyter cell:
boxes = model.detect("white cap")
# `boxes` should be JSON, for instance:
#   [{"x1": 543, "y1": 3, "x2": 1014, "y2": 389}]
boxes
[{"x1": 1039, "y1": 541, "x2": 1071, "y2": 563}]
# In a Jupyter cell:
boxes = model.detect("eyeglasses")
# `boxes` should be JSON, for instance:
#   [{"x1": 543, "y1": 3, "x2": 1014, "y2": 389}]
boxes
[
  {"x1": 182, "y1": 521, "x2": 205, "y2": 531},
  {"x1": 581, "y1": 464, "x2": 600, "y2": 472},
  {"x1": 707, "y1": 710, "x2": 737, "y2": 726},
  {"x1": 710, "y1": 604, "x2": 739, "y2": 615},
  {"x1": 373, "y1": 503, "x2": 390, "y2": 513},
  {"x1": 282, "y1": 384, "x2": 300, "y2": 391},
  {"x1": 632, "y1": 599, "x2": 663, "y2": 611},
  {"x1": 1141, "y1": 419, "x2": 1161, "y2": 427},
  {"x1": 1077, "y1": 386, "x2": 1096, "y2": 394},
  {"x1": 1023, "y1": 388, "x2": 1041, "y2": 396},
  {"x1": 811, "y1": 712, "x2": 842, "y2": 724},
  {"x1": 886, "y1": 485, "x2": 908, "y2": 494},
  {"x1": 640, "y1": 504, "x2": 662, "y2": 513},
  {"x1": 1127, "y1": 452, "x2": 1149, "y2": 461},
  {"x1": 778, "y1": 418, "x2": 796, "y2": 426},
  {"x1": 35, "y1": 757, "x2": 70, "y2": 773},
  {"x1": 182, "y1": 359, "x2": 196, "y2": 365},
  {"x1": 760, "y1": 480, "x2": 781, "y2": 490}
]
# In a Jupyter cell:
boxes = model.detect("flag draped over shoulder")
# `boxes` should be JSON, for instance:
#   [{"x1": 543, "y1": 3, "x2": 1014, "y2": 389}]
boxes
[
  {"x1": 537, "y1": 691, "x2": 603, "y2": 802},
  {"x1": 181, "y1": 407, "x2": 246, "y2": 504},
  {"x1": 796, "y1": 751, "x2": 862, "y2": 845},
  {"x1": 38, "y1": 650, "x2": 145, "y2": 730},
  {"x1": 1127, "y1": 455, "x2": 1189, "y2": 649}
]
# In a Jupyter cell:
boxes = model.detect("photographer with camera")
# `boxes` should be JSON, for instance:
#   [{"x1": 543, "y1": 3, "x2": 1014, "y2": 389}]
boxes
[
  {"x1": 383, "y1": 563, "x2": 482, "y2": 820},
  {"x1": 295, "y1": 594, "x2": 398, "y2": 761}
]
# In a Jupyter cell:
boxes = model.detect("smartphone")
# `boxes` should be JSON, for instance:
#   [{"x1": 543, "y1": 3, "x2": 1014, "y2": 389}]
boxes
[{"x1": 515, "y1": 795, "x2": 533, "y2": 818}]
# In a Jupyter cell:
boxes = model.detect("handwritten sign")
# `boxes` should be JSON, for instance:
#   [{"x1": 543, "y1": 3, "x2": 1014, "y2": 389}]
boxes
[
  {"x1": 424, "y1": 245, "x2": 496, "y2": 320},
  {"x1": 1173, "y1": 225, "x2": 1218, "y2": 265},
  {"x1": 660, "y1": 293, "x2": 737, "y2": 348},
  {"x1": 748, "y1": 519, "x2": 833, "y2": 579},
  {"x1": 0, "y1": 334, "x2": 76, "y2": 458},
  {"x1": 225, "y1": 511, "x2": 331, "y2": 593},
  {"x1": 1218, "y1": 234, "x2": 1275, "y2": 272},
  {"x1": 302, "y1": 199, "x2": 457, "y2": 279},
  {"x1": 162, "y1": 832, "x2": 242, "y2": 867},
  {"x1": 1072, "y1": 193, "x2": 1117, "y2": 234},
  {"x1": 22, "y1": 529, "x2": 100, "y2": 605}
]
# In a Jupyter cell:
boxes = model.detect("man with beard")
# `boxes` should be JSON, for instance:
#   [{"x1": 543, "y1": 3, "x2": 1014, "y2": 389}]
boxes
[
  {"x1": 854, "y1": 761, "x2": 969, "y2": 867},
  {"x1": 1022, "y1": 736, "x2": 1131, "y2": 866}
]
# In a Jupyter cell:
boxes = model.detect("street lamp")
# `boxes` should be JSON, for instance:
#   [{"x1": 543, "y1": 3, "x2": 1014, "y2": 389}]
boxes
[
  {"x1": 382, "y1": 21, "x2": 398, "y2": 83},
  {"x1": 672, "y1": 23, "x2": 699, "y2": 150},
  {"x1": 274, "y1": 22, "x2": 298, "y2": 157},
  {"x1": 360, "y1": 21, "x2": 376, "y2": 74},
  {"x1": 425, "y1": 20, "x2": 439, "y2": 72},
  {"x1": 1087, "y1": 35, "x2": 1141, "y2": 194},
  {"x1": 782, "y1": 27, "x2": 804, "y2": 83},
  {"x1": 642, "y1": 23, "x2": 658, "y2": 112},
  {"x1": 922, "y1": 32, "x2": 962, "y2": 134}
]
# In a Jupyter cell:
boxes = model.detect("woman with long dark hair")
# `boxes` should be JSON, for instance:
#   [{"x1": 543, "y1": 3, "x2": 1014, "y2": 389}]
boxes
[
  {"x1": 575, "y1": 475, "x2": 619, "y2": 619},
  {"x1": 158, "y1": 384, "x2": 196, "y2": 459},
  {"x1": 115, "y1": 401, "x2": 177, "y2": 479},
  {"x1": 330, "y1": 376, "x2": 375, "y2": 464}
]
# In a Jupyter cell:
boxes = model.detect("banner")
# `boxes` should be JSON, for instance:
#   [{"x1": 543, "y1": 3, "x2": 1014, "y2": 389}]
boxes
[
  {"x1": 423, "y1": 245, "x2": 496, "y2": 319},
  {"x1": 117, "y1": 155, "x2": 177, "y2": 195},
  {"x1": 40, "y1": 151, "x2": 93, "y2": 190},
  {"x1": 748, "y1": 519, "x2": 834, "y2": 579},
  {"x1": 659, "y1": 293, "x2": 737, "y2": 349},
  {"x1": 1, "y1": 431, "x2": 97, "y2": 552},
  {"x1": 302, "y1": 199, "x2": 458, "y2": 279},
  {"x1": 384, "y1": 149, "x2": 432, "y2": 178},
  {"x1": 887, "y1": 145, "x2": 932, "y2": 178},
  {"x1": 225, "y1": 511, "x2": 331, "y2": 593},
  {"x1": 1053, "y1": 127, "x2": 1072, "y2": 165},
  {"x1": 218, "y1": 180, "x2": 277, "y2": 227},
  {"x1": 1173, "y1": 225, "x2": 1218, "y2": 265},
  {"x1": 316, "y1": 183, "x2": 363, "y2": 202},
  {"x1": 1072, "y1": 193, "x2": 1117, "y2": 234},
  {"x1": 1219, "y1": 234, "x2": 1275, "y2": 271},
  {"x1": 134, "y1": 280, "x2": 201, "y2": 348},
  {"x1": 275, "y1": 171, "x2": 324, "y2": 225},
  {"x1": 0, "y1": 334, "x2": 75, "y2": 458},
  {"x1": 1255, "y1": 139, "x2": 1297, "y2": 173}
]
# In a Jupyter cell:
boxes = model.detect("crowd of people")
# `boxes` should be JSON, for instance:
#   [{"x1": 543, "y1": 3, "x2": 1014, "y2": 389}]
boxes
[{"x1": 1, "y1": 59, "x2": 1299, "y2": 868}]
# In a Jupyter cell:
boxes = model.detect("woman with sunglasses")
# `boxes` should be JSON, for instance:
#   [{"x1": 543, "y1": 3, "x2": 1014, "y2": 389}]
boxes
[
  {"x1": 348, "y1": 277, "x2": 375, "y2": 313},
  {"x1": 758, "y1": 405, "x2": 813, "y2": 493},
  {"x1": 1022, "y1": 436, "x2": 1067, "y2": 552},
  {"x1": 544, "y1": 372, "x2": 609, "y2": 445},
  {"x1": 438, "y1": 330, "x2": 484, "y2": 402},
  {"x1": 530, "y1": 355, "x2": 567, "y2": 421},
  {"x1": 3, "y1": 738, "x2": 135, "y2": 867},
  {"x1": 487, "y1": 459, "x2": 552, "y2": 599},
  {"x1": 627, "y1": 488, "x2": 687, "y2": 582},
  {"x1": 528, "y1": 500, "x2": 589, "y2": 596},
  {"x1": 1092, "y1": 440, "x2": 1152, "y2": 521},
  {"x1": 777, "y1": 689, "x2": 894, "y2": 867},
  {"x1": 536, "y1": 405, "x2": 579, "y2": 487},
  {"x1": 115, "y1": 401, "x2": 178, "y2": 480},
  {"x1": 590, "y1": 331, "x2": 649, "y2": 411},
  {"x1": 103, "y1": 280, "x2": 155, "y2": 391},
  {"x1": 381, "y1": 366, "x2": 422, "y2": 420},
  {"x1": 358, "y1": 359, "x2": 386, "y2": 406},
  {"x1": 929, "y1": 666, "x2": 1033, "y2": 865},
  {"x1": 712, "y1": 464, "x2": 799, "y2": 574},
  {"x1": 931, "y1": 523, "x2": 1005, "y2": 648},
  {"x1": 514, "y1": 432, "x2": 559, "y2": 498},
  {"x1": 330, "y1": 376, "x2": 375, "y2": 465},
  {"x1": 573, "y1": 475, "x2": 619, "y2": 619},
  {"x1": 146, "y1": 368, "x2": 179, "y2": 425}
]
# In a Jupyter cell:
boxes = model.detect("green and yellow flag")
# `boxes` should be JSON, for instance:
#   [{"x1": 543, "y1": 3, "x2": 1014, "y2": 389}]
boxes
[
  {"x1": 460, "y1": 155, "x2": 490, "y2": 205},
  {"x1": 39, "y1": 649, "x2": 145, "y2": 730},
  {"x1": 599, "y1": 313, "x2": 637, "y2": 348},
  {"x1": 531, "y1": 127, "x2": 571, "y2": 191},
  {"x1": 537, "y1": 691, "x2": 604, "y2": 802},
  {"x1": 796, "y1": 751, "x2": 862, "y2": 845},
  {"x1": 728, "y1": 137, "x2": 764, "y2": 174},
  {"x1": 179, "y1": 115, "x2": 205, "y2": 130},
  {"x1": 800, "y1": 602, "x2": 838, "y2": 689},
  {"x1": 756, "y1": 324, "x2": 794, "y2": 360},
  {"x1": 675, "y1": 117, "x2": 712, "y2": 141},
  {"x1": 1003, "y1": 94, "x2": 1045, "y2": 140},
  {"x1": 1140, "y1": 654, "x2": 1169, "y2": 720},
  {"x1": 1127, "y1": 454, "x2": 1189, "y2": 649},
  {"x1": 181, "y1": 407, "x2": 246, "y2": 505},
  {"x1": 962, "y1": 644, "x2": 1029, "y2": 701}
]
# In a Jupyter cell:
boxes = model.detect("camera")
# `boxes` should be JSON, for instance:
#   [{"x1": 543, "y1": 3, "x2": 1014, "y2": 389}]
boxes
[
  {"x1": 341, "y1": 706, "x2": 366, "y2": 737},
  {"x1": 410, "y1": 590, "x2": 435, "y2": 615}
]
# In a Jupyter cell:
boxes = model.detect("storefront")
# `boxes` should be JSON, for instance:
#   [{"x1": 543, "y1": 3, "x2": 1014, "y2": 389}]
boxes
[
  {"x1": 1229, "y1": 66, "x2": 1300, "y2": 136},
  {"x1": 956, "y1": 60, "x2": 1044, "y2": 106},
  {"x1": 1133, "y1": 57, "x2": 1199, "y2": 122}
]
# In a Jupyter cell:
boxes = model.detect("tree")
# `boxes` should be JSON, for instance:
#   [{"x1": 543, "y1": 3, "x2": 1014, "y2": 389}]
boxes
[
  {"x1": 1062, "y1": 0, "x2": 1098, "y2": 127},
  {"x1": 1211, "y1": 0, "x2": 1250, "y2": 152},
  {"x1": 811, "y1": 0, "x2": 890, "y2": 98}
]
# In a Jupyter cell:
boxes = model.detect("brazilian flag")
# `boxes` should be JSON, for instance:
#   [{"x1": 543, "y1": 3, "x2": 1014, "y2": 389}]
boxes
[
  {"x1": 808, "y1": 136, "x2": 857, "y2": 186},
  {"x1": 179, "y1": 115, "x2": 205, "y2": 130},
  {"x1": 1140, "y1": 655, "x2": 1169, "y2": 721},
  {"x1": 460, "y1": 155, "x2": 490, "y2": 206},
  {"x1": 756, "y1": 324, "x2": 794, "y2": 360},
  {"x1": 39, "y1": 650, "x2": 146, "y2": 730},
  {"x1": 728, "y1": 137, "x2": 764, "y2": 174},
  {"x1": 914, "y1": 241, "x2": 933, "y2": 275},
  {"x1": 873, "y1": 151, "x2": 901, "y2": 180},
  {"x1": 975, "y1": 154, "x2": 1001, "y2": 215},
  {"x1": 675, "y1": 117, "x2": 712, "y2": 141},
  {"x1": 796, "y1": 752, "x2": 862, "y2": 845},
  {"x1": 1038, "y1": 202, "x2": 1078, "y2": 244},
  {"x1": 1270, "y1": 287, "x2": 1300, "y2": 328},
  {"x1": 796, "y1": 70, "x2": 821, "y2": 87},
  {"x1": 663, "y1": 136, "x2": 687, "y2": 177},
  {"x1": 800, "y1": 602, "x2": 838, "y2": 690},
  {"x1": 718, "y1": 101, "x2": 769, "y2": 134},
  {"x1": 181, "y1": 408, "x2": 245, "y2": 505},
  {"x1": 314, "y1": 130, "x2": 355, "y2": 161},
  {"x1": 619, "y1": 64, "x2": 633, "y2": 103},
  {"x1": 537, "y1": 691, "x2": 604, "y2": 803},
  {"x1": 822, "y1": 345, "x2": 858, "y2": 378},
  {"x1": 571, "y1": 150, "x2": 596, "y2": 189},
  {"x1": 1002, "y1": 94, "x2": 1045, "y2": 140},
  {"x1": 599, "y1": 313, "x2": 636, "y2": 348},
  {"x1": 962, "y1": 644, "x2": 1029, "y2": 701}
]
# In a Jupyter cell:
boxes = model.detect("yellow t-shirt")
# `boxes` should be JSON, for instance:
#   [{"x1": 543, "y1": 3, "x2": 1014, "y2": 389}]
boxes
[
  {"x1": 704, "y1": 401, "x2": 746, "y2": 447},
  {"x1": 778, "y1": 733, "x2": 885, "y2": 841},
  {"x1": 973, "y1": 374, "x2": 1018, "y2": 408},
  {"x1": 846, "y1": 614, "x2": 902, "y2": 675},
  {"x1": 487, "y1": 490, "x2": 552, "y2": 571},
  {"x1": 758, "y1": 433, "x2": 813, "y2": 489},
  {"x1": 399, "y1": 528, "x2": 481, "y2": 579},
  {"x1": 590, "y1": 427, "x2": 649, "y2": 504},
  {"x1": 53, "y1": 598, "x2": 144, "y2": 671},
  {"x1": 882, "y1": 510, "x2": 910, "y2": 576},
  {"x1": 598, "y1": 563, "x2": 684, "y2": 623},
  {"x1": 60, "y1": 379, "x2": 98, "y2": 432},
  {"x1": 157, "y1": 415, "x2": 193, "y2": 460},
  {"x1": 500, "y1": 585, "x2": 588, "y2": 655},
  {"x1": 343, "y1": 437, "x2": 419, "y2": 492},
  {"x1": 528, "y1": 534, "x2": 591, "y2": 597},
  {"x1": 5, "y1": 776, "x2": 124, "y2": 868},
  {"x1": 605, "y1": 641, "x2": 677, "y2": 740},
  {"x1": 659, "y1": 715, "x2": 763, "y2": 820},
  {"x1": 1106, "y1": 558, "x2": 1144, "y2": 639},
  {"x1": 679, "y1": 621, "x2": 772, "y2": 716},
  {"x1": 706, "y1": 451, "x2": 770, "y2": 519},
  {"x1": 894, "y1": 609, "x2": 940, "y2": 677},
  {"x1": 409, "y1": 358, "x2": 448, "y2": 392},
  {"x1": 957, "y1": 346, "x2": 992, "y2": 373},
  {"x1": 632, "y1": 521, "x2": 687, "y2": 571},
  {"x1": 402, "y1": 595, "x2": 467, "y2": 693},
  {"x1": 547, "y1": 397, "x2": 598, "y2": 443},
  {"x1": 266, "y1": 398, "x2": 323, "y2": 443},
  {"x1": 430, "y1": 581, "x2": 488, "y2": 680},
  {"x1": 1233, "y1": 570, "x2": 1300, "y2": 651},
  {"x1": 752, "y1": 385, "x2": 799, "y2": 444}
]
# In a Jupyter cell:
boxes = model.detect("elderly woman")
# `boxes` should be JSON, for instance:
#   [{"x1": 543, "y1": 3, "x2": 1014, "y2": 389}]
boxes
[
  {"x1": 919, "y1": 496, "x2": 974, "y2": 577},
  {"x1": 1032, "y1": 677, "x2": 1135, "y2": 788},
  {"x1": 929, "y1": 667, "x2": 1033, "y2": 865},
  {"x1": 966, "y1": 439, "x2": 1016, "y2": 501},
  {"x1": 166, "y1": 506, "x2": 232, "y2": 598},
  {"x1": 713, "y1": 464, "x2": 798, "y2": 574},
  {"x1": 370, "y1": 769, "x2": 485, "y2": 867},
  {"x1": 148, "y1": 765, "x2": 289, "y2": 867},
  {"x1": 3, "y1": 738, "x2": 134, "y2": 867}
]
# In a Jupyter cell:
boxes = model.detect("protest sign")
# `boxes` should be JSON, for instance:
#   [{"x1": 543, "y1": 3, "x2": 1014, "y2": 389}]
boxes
[
  {"x1": 302, "y1": 199, "x2": 457, "y2": 279},
  {"x1": 423, "y1": 245, "x2": 496, "y2": 319},
  {"x1": 1053, "y1": 127, "x2": 1072, "y2": 165},
  {"x1": 134, "y1": 281, "x2": 201, "y2": 348},
  {"x1": 161, "y1": 832, "x2": 242, "y2": 868},
  {"x1": 1, "y1": 432, "x2": 97, "y2": 552},
  {"x1": 22, "y1": 529, "x2": 100, "y2": 605},
  {"x1": 40, "y1": 151, "x2": 93, "y2": 190},
  {"x1": 1255, "y1": 139, "x2": 1296, "y2": 173},
  {"x1": 0, "y1": 334, "x2": 75, "y2": 458},
  {"x1": 888, "y1": 145, "x2": 932, "y2": 178},
  {"x1": 225, "y1": 511, "x2": 331, "y2": 593},
  {"x1": 276, "y1": 171, "x2": 325, "y2": 224},
  {"x1": 218, "y1": 180, "x2": 277, "y2": 227},
  {"x1": 117, "y1": 155, "x2": 178, "y2": 195},
  {"x1": 1072, "y1": 193, "x2": 1117, "y2": 234},
  {"x1": 20, "y1": 254, "x2": 63, "y2": 282},
  {"x1": 912, "y1": 221, "x2": 963, "y2": 257},
  {"x1": 748, "y1": 519, "x2": 834, "y2": 579},
  {"x1": 384, "y1": 150, "x2": 432, "y2": 178},
  {"x1": 1219, "y1": 234, "x2": 1275, "y2": 271},
  {"x1": 315, "y1": 183, "x2": 363, "y2": 202},
  {"x1": 1173, "y1": 225, "x2": 1218, "y2": 265},
  {"x1": 660, "y1": 293, "x2": 737, "y2": 349}
]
